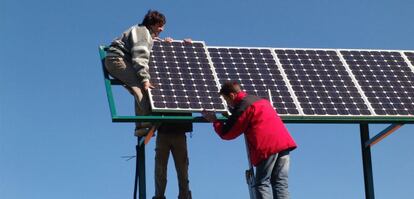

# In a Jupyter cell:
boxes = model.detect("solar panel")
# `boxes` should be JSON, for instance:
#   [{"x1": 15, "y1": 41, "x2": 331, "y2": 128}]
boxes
[
  {"x1": 142, "y1": 40, "x2": 414, "y2": 117},
  {"x1": 274, "y1": 49, "x2": 371, "y2": 116},
  {"x1": 207, "y1": 47, "x2": 299, "y2": 115},
  {"x1": 148, "y1": 41, "x2": 226, "y2": 112},
  {"x1": 341, "y1": 50, "x2": 414, "y2": 115}
]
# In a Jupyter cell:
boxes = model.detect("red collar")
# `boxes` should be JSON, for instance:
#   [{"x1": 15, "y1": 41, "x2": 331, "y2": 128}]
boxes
[{"x1": 234, "y1": 91, "x2": 247, "y2": 105}]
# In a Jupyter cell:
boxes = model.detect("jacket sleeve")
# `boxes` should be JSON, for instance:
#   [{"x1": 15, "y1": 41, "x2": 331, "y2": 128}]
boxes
[
  {"x1": 130, "y1": 26, "x2": 152, "y2": 83},
  {"x1": 212, "y1": 105, "x2": 253, "y2": 140}
]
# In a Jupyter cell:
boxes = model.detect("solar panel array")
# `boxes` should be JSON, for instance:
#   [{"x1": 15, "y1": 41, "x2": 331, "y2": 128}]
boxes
[{"x1": 147, "y1": 41, "x2": 414, "y2": 117}]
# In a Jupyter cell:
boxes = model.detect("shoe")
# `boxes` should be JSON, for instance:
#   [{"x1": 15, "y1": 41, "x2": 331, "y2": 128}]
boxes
[
  {"x1": 135, "y1": 127, "x2": 150, "y2": 137},
  {"x1": 135, "y1": 122, "x2": 162, "y2": 137}
]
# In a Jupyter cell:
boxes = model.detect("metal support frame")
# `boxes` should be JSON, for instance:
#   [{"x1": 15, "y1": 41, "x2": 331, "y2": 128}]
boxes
[
  {"x1": 134, "y1": 137, "x2": 146, "y2": 199},
  {"x1": 360, "y1": 123, "x2": 375, "y2": 199},
  {"x1": 99, "y1": 46, "x2": 412, "y2": 199},
  {"x1": 359, "y1": 122, "x2": 405, "y2": 199},
  {"x1": 128, "y1": 122, "x2": 404, "y2": 199}
]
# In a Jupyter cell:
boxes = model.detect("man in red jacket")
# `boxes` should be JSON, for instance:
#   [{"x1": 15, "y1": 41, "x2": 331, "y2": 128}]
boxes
[{"x1": 202, "y1": 81, "x2": 297, "y2": 199}]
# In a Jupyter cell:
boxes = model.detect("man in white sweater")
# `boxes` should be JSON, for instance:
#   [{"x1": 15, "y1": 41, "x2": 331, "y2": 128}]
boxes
[{"x1": 105, "y1": 10, "x2": 168, "y2": 136}]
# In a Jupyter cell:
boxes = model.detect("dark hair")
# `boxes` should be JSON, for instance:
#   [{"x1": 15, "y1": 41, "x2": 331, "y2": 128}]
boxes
[
  {"x1": 141, "y1": 10, "x2": 166, "y2": 28},
  {"x1": 219, "y1": 81, "x2": 242, "y2": 96}
]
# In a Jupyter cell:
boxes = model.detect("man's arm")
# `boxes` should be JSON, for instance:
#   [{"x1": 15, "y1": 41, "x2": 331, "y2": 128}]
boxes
[
  {"x1": 202, "y1": 107, "x2": 252, "y2": 140},
  {"x1": 130, "y1": 26, "x2": 152, "y2": 86}
]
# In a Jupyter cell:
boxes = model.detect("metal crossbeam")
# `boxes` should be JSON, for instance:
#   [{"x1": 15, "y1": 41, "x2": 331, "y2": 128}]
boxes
[{"x1": 365, "y1": 123, "x2": 404, "y2": 147}]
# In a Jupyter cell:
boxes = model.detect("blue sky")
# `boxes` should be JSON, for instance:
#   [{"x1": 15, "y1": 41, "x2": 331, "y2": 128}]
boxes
[{"x1": 1, "y1": 0, "x2": 414, "y2": 199}]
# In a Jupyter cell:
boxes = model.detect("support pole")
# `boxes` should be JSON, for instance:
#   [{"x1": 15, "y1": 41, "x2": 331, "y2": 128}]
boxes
[
  {"x1": 360, "y1": 123, "x2": 375, "y2": 199},
  {"x1": 134, "y1": 137, "x2": 146, "y2": 199}
]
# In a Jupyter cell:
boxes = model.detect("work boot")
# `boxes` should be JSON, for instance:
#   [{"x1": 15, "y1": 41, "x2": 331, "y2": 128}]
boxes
[
  {"x1": 134, "y1": 122, "x2": 154, "y2": 137},
  {"x1": 135, "y1": 127, "x2": 150, "y2": 137}
]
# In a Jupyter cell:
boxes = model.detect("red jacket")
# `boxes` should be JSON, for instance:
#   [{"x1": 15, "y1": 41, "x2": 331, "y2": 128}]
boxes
[{"x1": 213, "y1": 92, "x2": 297, "y2": 166}]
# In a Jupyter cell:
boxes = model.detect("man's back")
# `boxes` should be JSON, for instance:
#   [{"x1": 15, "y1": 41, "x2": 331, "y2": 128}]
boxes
[{"x1": 236, "y1": 94, "x2": 297, "y2": 166}]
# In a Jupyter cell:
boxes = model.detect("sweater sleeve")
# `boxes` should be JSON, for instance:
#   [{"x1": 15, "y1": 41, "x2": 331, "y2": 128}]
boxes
[{"x1": 130, "y1": 26, "x2": 152, "y2": 83}]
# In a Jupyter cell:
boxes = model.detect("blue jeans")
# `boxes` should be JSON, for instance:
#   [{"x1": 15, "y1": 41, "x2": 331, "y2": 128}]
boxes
[{"x1": 254, "y1": 150, "x2": 290, "y2": 199}]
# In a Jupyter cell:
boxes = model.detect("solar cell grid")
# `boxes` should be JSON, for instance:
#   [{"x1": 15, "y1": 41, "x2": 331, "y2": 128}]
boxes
[
  {"x1": 341, "y1": 50, "x2": 414, "y2": 115},
  {"x1": 208, "y1": 47, "x2": 299, "y2": 115},
  {"x1": 149, "y1": 41, "x2": 226, "y2": 112},
  {"x1": 275, "y1": 49, "x2": 371, "y2": 116}
]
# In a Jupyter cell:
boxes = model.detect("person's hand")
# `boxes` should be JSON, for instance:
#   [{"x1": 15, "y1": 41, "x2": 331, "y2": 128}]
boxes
[
  {"x1": 143, "y1": 81, "x2": 155, "y2": 91},
  {"x1": 221, "y1": 112, "x2": 230, "y2": 118},
  {"x1": 183, "y1": 38, "x2": 192, "y2": 44},
  {"x1": 163, "y1": 37, "x2": 173, "y2": 43},
  {"x1": 201, "y1": 109, "x2": 218, "y2": 122}
]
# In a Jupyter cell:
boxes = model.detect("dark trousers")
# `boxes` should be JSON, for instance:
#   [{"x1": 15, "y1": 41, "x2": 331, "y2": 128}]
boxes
[{"x1": 153, "y1": 133, "x2": 191, "y2": 199}]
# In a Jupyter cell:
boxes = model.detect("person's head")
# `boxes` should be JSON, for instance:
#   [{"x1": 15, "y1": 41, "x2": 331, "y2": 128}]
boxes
[
  {"x1": 141, "y1": 10, "x2": 166, "y2": 38},
  {"x1": 219, "y1": 81, "x2": 242, "y2": 107}
]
